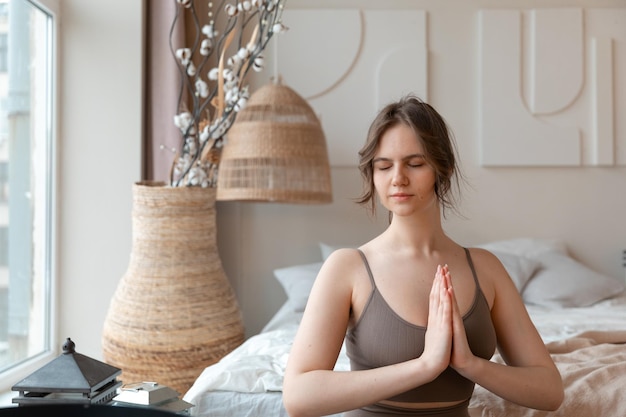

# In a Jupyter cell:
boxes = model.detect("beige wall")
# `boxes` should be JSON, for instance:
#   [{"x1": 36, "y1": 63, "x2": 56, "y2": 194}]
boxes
[
  {"x1": 58, "y1": 0, "x2": 142, "y2": 359},
  {"x1": 54, "y1": 0, "x2": 626, "y2": 367},
  {"x1": 219, "y1": 0, "x2": 626, "y2": 337}
]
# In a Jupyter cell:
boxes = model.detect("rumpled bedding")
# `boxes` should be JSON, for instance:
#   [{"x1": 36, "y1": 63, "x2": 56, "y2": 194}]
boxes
[
  {"x1": 184, "y1": 324, "x2": 349, "y2": 398},
  {"x1": 470, "y1": 330, "x2": 626, "y2": 417},
  {"x1": 184, "y1": 295, "x2": 626, "y2": 417},
  {"x1": 185, "y1": 325, "x2": 298, "y2": 397}
]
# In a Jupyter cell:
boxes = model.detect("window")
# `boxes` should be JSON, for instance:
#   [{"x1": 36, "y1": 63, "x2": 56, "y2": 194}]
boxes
[
  {"x1": 0, "y1": 34, "x2": 7, "y2": 73},
  {"x1": 0, "y1": 0, "x2": 57, "y2": 392}
]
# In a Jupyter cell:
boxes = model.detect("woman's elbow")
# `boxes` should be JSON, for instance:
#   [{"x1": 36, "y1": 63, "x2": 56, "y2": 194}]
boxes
[
  {"x1": 547, "y1": 383, "x2": 565, "y2": 411},
  {"x1": 540, "y1": 374, "x2": 564, "y2": 411},
  {"x1": 282, "y1": 383, "x2": 307, "y2": 417},
  {"x1": 283, "y1": 399, "x2": 303, "y2": 417}
]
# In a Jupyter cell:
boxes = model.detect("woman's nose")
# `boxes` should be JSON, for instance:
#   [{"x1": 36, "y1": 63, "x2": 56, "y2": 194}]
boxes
[{"x1": 392, "y1": 166, "x2": 408, "y2": 186}]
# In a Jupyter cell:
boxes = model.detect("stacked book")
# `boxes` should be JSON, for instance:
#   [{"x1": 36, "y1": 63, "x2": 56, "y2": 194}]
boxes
[{"x1": 111, "y1": 382, "x2": 194, "y2": 415}]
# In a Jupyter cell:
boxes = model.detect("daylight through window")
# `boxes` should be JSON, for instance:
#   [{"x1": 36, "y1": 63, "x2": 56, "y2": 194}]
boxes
[{"x1": 0, "y1": 0, "x2": 56, "y2": 390}]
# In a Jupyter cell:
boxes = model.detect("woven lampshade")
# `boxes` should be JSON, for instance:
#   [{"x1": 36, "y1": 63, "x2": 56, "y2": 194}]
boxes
[{"x1": 216, "y1": 81, "x2": 333, "y2": 203}]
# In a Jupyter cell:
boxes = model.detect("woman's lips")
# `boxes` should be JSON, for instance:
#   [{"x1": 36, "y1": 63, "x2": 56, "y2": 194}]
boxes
[{"x1": 390, "y1": 193, "x2": 412, "y2": 201}]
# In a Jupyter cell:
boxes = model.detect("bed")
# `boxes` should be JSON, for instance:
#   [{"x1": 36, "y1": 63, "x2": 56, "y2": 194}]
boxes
[{"x1": 183, "y1": 238, "x2": 626, "y2": 417}]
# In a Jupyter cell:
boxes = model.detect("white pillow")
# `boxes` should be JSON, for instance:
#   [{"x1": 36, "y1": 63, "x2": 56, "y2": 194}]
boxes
[
  {"x1": 522, "y1": 251, "x2": 625, "y2": 308},
  {"x1": 273, "y1": 262, "x2": 322, "y2": 312},
  {"x1": 488, "y1": 250, "x2": 540, "y2": 292},
  {"x1": 476, "y1": 238, "x2": 567, "y2": 258}
]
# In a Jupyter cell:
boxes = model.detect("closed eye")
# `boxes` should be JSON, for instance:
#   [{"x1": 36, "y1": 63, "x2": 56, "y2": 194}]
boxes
[
  {"x1": 373, "y1": 154, "x2": 426, "y2": 170},
  {"x1": 373, "y1": 162, "x2": 392, "y2": 171}
]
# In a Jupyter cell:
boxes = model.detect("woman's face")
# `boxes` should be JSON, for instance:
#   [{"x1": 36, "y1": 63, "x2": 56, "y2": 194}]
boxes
[{"x1": 372, "y1": 123, "x2": 438, "y2": 217}]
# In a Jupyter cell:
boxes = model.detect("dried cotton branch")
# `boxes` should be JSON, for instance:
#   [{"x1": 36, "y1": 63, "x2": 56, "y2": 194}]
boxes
[{"x1": 169, "y1": 0, "x2": 287, "y2": 187}]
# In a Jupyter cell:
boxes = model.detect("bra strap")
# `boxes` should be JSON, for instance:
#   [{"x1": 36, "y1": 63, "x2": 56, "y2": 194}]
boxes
[
  {"x1": 463, "y1": 247, "x2": 481, "y2": 287},
  {"x1": 356, "y1": 249, "x2": 377, "y2": 289},
  {"x1": 359, "y1": 248, "x2": 480, "y2": 292}
]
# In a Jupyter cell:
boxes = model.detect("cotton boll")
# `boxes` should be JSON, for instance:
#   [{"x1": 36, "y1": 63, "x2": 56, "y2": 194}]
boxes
[
  {"x1": 200, "y1": 39, "x2": 212, "y2": 56},
  {"x1": 225, "y1": 3, "x2": 238, "y2": 16},
  {"x1": 227, "y1": 54, "x2": 242, "y2": 68},
  {"x1": 222, "y1": 68, "x2": 235, "y2": 82},
  {"x1": 196, "y1": 80, "x2": 209, "y2": 98},
  {"x1": 224, "y1": 78, "x2": 240, "y2": 93},
  {"x1": 186, "y1": 62, "x2": 196, "y2": 76},
  {"x1": 189, "y1": 166, "x2": 209, "y2": 187},
  {"x1": 211, "y1": 118, "x2": 232, "y2": 139},
  {"x1": 225, "y1": 88, "x2": 237, "y2": 104},
  {"x1": 174, "y1": 112, "x2": 193, "y2": 131},
  {"x1": 189, "y1": 174, "x2": 199, "y2": 186},
  {"x1": 202, "y1": 24, "x2": 217, "y2": 38},
  {"x1": 272, "y1": 22, "x2": 288, "y2": 34},
  {"x1": 176, "y1": 48, "x2": 191, "y2": 65},
  {"x1": 199, "y1": 125, "x2": 210, "y2": 143},
  {"x1": 234, "y1": 97, "x2": 248, "y2": 112},
  {"x1": 208, "y1": 67, "x2": 220, "y2": 80},
  {"x1": 252, "y1": 55, "x2": 264, "y2": 72},
  {"x1": 237, "y1": 47, "x2": 250, "y2": 60},
  {"x1": 173, "y1": 154, "x2": 192, "y2": 178}
]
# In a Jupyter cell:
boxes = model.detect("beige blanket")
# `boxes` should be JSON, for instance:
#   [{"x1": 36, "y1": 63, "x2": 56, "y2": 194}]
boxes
[{"x1": 469, "y1": 331, "x2": 626, "y2": 417}]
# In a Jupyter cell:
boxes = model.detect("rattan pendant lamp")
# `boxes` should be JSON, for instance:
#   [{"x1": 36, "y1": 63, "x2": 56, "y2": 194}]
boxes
[{"x1": 216, "y1": 77, "x2": 332, "y2": 203}]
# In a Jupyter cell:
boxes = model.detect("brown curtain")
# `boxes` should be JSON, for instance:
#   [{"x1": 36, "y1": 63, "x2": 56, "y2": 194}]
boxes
[
  {"x1": 143, "y1": 0, "x2": 184, "y2": 182},
  {"x1": 143, "y1": 1, "x2": 218, "y2": 182}
]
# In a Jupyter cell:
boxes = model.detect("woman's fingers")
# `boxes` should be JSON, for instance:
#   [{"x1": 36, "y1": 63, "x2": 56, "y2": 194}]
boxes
[
  {"x1": 429, "y1": 265, "x2": 443, "y2": 311},
  {"x1": 446, "y1": 269, "x2": 476, "y2": 372},
  {"x1": 423, "y1": 265, "x2": 454, "y2": 374}
]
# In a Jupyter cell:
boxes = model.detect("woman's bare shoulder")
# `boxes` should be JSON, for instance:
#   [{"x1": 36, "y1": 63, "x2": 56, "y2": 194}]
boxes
[
  {"x1": 466, "y1": 247, "x2": 504, "y2": 267},
  {"x1": 313, "y1": 247, "x2": 372, "y2": 303},
  {"x1": 465, "y1": 247, "x2": 514, "y2": 304},
  {"x1": 321, "y1": 247, "x2": 366, "y2": 276}
]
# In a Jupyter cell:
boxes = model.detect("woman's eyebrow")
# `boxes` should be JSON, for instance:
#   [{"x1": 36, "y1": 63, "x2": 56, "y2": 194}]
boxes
[{"x1": 373, "y1": 154, "x2": 426, "y2": 163}]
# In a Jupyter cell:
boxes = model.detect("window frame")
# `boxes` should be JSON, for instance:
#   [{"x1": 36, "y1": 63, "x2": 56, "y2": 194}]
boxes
[{"x1": 0, "y1": 0, "x2": 59, "y2": 393}]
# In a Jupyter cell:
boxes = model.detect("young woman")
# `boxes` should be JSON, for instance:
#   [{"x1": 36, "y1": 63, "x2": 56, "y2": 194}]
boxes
[{"x1": 282, "y1": 96, "x2": 563, "y2": 417}]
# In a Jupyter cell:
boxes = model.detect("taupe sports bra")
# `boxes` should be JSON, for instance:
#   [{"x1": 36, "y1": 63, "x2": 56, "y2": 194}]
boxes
[{"x1": 345, "y1": 248, "x2": 496, "y2": 410}]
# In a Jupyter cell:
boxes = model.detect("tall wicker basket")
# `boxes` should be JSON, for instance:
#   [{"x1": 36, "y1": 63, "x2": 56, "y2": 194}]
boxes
[{"x1": 102, "y1": 181, "x2": 244, "y2": 395}]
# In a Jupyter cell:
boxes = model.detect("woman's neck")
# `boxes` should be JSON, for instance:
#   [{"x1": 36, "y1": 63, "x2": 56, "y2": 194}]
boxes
[{"x1": 382, "y1": 205, "x2": 449, "y2": 256}]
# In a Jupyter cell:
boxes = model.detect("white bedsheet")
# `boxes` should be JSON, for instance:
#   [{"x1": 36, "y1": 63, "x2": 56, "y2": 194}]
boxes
[
  {"x1": 527, "y1": 293, "x2": 626, "y2": 343},
  {"x1": 186, "y1": 325, "x2": 298, "y2": 396},
  {"x1": 184, "y1": 324, "x2": 349, "y2": 397},
  {"x1": 184, "y1": 293, "x2": 626, "y2": 417}
]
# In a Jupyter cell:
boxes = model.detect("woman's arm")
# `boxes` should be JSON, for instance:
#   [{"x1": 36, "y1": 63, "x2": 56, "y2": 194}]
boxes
[
  {"x1": 283, "y1": 249, "x2": 454, "y2": 417},
  {"x1": 450, "y1": 249, "x2": 564, "y2": 411}
]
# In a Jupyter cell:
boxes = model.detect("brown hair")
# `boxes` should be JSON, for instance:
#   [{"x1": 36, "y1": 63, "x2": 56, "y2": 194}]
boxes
[{"x1": 356, "y1": 95, "x2": 463, "y2": 217}]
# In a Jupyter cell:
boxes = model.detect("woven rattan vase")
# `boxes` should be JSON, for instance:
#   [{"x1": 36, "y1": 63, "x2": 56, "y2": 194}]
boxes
[{"x1": 102, "y1": 181, "x2": 244, "y2": 394}]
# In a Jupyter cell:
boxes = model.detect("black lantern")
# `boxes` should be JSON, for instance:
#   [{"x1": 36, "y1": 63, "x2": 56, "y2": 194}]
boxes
[{"x1": 11, "y1": 338, "x2": 122, "y2": 406}]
